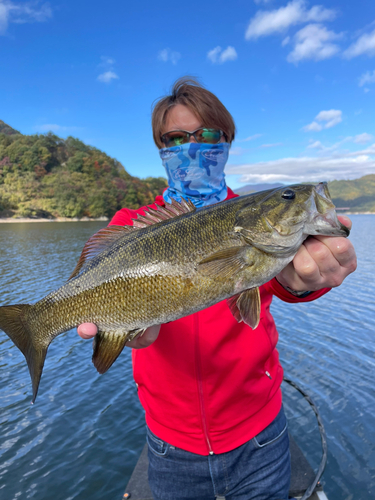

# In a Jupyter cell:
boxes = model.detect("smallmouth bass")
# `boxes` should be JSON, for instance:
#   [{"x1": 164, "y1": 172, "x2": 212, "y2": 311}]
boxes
[{"x1": 0, "y1": 183, "x2": 349, "y2": 402}]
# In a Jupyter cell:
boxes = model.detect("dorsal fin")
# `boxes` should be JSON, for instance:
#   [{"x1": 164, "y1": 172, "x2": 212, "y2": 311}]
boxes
[
  {"x1": 132, "y1": 198, "x2": 196, "y2": 228},
  {"x1": 68, "y1": 225, "x2": 134, "y2": 280},
  {"x1": 68, "y1": 198, "x2": 196, "y2": 279}
]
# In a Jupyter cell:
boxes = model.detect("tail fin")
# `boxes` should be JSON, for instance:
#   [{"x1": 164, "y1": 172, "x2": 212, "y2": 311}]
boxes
[{"x1": 0, "y1": 304, "x2": 47, "y2": 403}]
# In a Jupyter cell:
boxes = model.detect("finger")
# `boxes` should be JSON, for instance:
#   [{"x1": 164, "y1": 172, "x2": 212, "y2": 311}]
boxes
[
  {"x1": 303, "y1": 237, "x2": 341, "y2": 277},
  {"x1": 291, "y1": 243, "x2": 322, "y2": 287},
  {"x1": 308, "y1": 235, "x2": 357, "y2": 269},
  {"x1": 77, "y1": 323, "x2": 98, "y2": 339},
  {"x1": 127, "y1": 325, "x2": 161, "y2": 349},
  {"x1": 337, "y1": 214, "x2": 352, "y2": 230},
  {"x1": 277, "y1": 245, "x2": 321, "y2": 291}
]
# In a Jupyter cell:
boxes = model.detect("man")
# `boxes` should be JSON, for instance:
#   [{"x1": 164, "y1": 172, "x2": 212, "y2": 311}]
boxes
[{"x1": 78, "y1": 78, "x2": 357, "y2": 500}]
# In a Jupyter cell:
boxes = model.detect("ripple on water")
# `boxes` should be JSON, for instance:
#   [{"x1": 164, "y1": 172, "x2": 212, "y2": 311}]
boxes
[{"x1": 0, "y1": 218, "x2": 375, "y2": 499}]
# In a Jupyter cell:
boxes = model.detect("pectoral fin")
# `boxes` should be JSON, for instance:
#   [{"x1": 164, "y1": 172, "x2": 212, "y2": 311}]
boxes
[
  {"x1": 92, "y1": 328, "x2": 145, "y2": 374},
  {"x1": 227, "y1": 287, "x2": 261, "y2": 329},
  {"x1": 198, "y1": 247, "x2": 255, "y2": 279}
]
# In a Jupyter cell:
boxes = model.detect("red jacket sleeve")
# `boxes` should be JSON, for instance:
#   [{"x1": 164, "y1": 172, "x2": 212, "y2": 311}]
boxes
[
  {"x1": 264, "y1": 277, "x2": 330, "y2": 303},
  {"x1": 109, "y1": 195, "x2": 165, "y2": 226}
]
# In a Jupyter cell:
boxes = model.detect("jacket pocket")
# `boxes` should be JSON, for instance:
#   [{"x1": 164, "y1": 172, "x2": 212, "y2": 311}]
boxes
[
  {"x1": 252, "y1": 407, "x2": 287, "y2": 448},
  {"x1": 147, "y1": 426, "x2": 171, "y2": 458}
]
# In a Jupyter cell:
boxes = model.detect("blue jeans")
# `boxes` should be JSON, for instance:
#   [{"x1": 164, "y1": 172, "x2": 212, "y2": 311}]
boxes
[{"x1": 147, "y1": 406, "x2": 291, "y2": 500}]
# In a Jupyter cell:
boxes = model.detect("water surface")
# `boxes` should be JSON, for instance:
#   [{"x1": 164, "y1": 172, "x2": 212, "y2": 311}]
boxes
[{"x1": 0, "y1": 217, "x2": 374, "y2": 499}]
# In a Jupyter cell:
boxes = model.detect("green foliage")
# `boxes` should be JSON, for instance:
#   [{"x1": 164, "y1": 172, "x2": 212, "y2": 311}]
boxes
[
  {"x1": 328, "y1": 175, "x2": 375, "y2": 212},
  {"x1": 0, "y1": 120, "x2": 20, "y2": 136},
  {"x1": 66, "y1": 151, "x2": 86, "y2": 173},
  {"x1": 0, "y1": 120, "x2": 167, "y2": 219}
]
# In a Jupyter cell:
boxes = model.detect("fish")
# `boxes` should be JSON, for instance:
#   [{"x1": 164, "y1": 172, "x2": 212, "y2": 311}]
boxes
[{"x1": 0, "y1": 182, "x2": 349, "y2": 402}]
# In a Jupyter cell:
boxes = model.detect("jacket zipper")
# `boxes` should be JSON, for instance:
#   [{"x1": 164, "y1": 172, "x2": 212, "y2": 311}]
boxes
[{"x1": 194, "y1": 313, "x2": 214, "y2": 455}]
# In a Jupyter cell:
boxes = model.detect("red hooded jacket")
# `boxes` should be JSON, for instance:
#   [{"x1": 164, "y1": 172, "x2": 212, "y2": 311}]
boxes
[{"x1": 110, "y1": 188, "x2": 329, "y2": 455}]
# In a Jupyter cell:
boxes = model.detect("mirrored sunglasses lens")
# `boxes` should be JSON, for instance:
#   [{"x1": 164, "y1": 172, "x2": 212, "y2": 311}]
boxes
[
  {"x1": 197, "y1": 129, "x2": 222, "y2": 144},
  {"x1": 164, "y1": 132, "x2": 189, "y2": 147}
]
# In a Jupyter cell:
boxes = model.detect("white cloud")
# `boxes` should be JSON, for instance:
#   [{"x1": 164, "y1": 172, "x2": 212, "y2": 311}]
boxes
[
  {"x1": 305, "y1": 136, "x2": 372, "y2": 153},
  {"x1": 97, "y1": 56, "x2": 119, "y2": 83},
  {"x1": 229, "y1": 147, "x2": 247, "y2": 156},
  {"x1": 97, "y1": 71, "x2": 119, "y2": 83},
  {"x1": 157, "y1": 48, "x2": 181, "y2": 65},
  {"x1": 158, "y1": 49, "x2": 169, "y2": 62},
  {"x1": 207, "y1": 46, "x2": 238, "y2": 64},
  {"x1": 344, "y1": 28, "x2": 375, "y2": 59},
  {"x1": 254, "y1": 0, "x2": 273, "y2": 4},
  {"x1": 303, "y1": 121, "x2": 323, "y2": 132},
  {"x1": 220, "y1": 46, "x2": 238, "y2": 62},
  {"x1": 315, "y1": 109, "x2": 342, "y2": 128},
  {"x1": 307, "y1": 140, "x2": 324, "y2": 149},
  {"x1": 358, "y1": 70, "x2": 375, "y2": 87},
  {"x1": 282, "y1": 36, "x2": 290, "y2": 46},
  {"x1": 226, "y1": 145, "x2": 375, "y2": 184},
  {"x1": 0, "y1": 0, "x2": 52, "y2": 34},
  {"x1": 0, "y1": 3, "x2": 9, "y2": 33},
  {"x1": 245, "y1": 0, "x2": 336, "y2": 40},
  {"x1": 303, "y1": 109, "x2": 342, "y2": 131},
  {"x1": 287, "y1": 23, "x2": 341, "y2": 63},
  {"x1": 237, "y1": 134, "x2": 262, "y2": 142},
  {"x1": 99, "y1": 56, "x2": 116, "y2": 67},
  {"x1": 354, "y1": 133, "x2": 373, "y2": 144},
  {"x1": 207, "y1": 46, "x2": 221, "y2": 63}
]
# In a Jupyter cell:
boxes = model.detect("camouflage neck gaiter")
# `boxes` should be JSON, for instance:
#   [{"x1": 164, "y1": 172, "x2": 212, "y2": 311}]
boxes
[{"x1": 160, "y1": 142, "x2": 229, "y2": 207}]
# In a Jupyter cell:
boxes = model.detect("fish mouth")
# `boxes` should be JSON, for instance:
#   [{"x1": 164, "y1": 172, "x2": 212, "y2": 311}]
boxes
[
  {"x1": 312, "y1": 209, "x2": 350, "y2": 236},
  {"x1": 303, "y1": 183, "x2": 350, "y2": 237}
]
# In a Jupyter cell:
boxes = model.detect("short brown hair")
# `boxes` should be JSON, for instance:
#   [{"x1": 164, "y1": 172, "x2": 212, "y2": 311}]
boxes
[{"x1": 152, "y1": 77, "x2": 236, "y2": 149}]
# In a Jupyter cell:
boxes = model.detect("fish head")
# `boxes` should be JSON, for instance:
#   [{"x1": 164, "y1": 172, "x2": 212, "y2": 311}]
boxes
[{"x1": 235, "y1": 182, "x2": 349, "y2": 255}]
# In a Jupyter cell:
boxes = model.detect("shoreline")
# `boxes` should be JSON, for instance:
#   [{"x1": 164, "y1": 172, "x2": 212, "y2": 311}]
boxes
[
  {"x1": 0, "y1": 217, "x2": 109, "y2": 223},
  {"x1": 345, "y1": 212, "x2": 375, "y2": 215},
  {"x1": 0, "y1": 212, "x2": 374, "y2": 224}
]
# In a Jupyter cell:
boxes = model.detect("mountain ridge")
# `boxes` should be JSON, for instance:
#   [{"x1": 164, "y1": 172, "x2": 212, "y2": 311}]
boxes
[
  {"x1": 1, "y1": 120, "x2": 374, "y2": 217},
  {"x1": 0, "y1": 120, "x2": 167, "y2": 219}
]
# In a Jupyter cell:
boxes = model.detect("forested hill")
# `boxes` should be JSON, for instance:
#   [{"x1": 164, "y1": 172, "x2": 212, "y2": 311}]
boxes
[
  {"x1": 1, "y1": 120, "x2": 373, "y2": 219},
  {"x1": 0, "y1": 121, "x2": 167, "y2": 219},
  {"x1": 0, "y1": 120, "x2": 20, "y2": 136},
  {"x1": 328, "y1": 174, "x2": 375, "y2": 212},
  {"x1": 234, "y1": 176, "x2": 375, "y2": 213}
]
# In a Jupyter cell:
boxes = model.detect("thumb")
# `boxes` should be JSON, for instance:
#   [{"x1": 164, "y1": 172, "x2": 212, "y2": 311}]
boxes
[{"x1": 77, "y1": 323, "x2": 98, "y2": 339}]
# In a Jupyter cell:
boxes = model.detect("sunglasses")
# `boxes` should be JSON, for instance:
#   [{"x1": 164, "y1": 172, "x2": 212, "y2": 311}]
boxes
[{"x1": 161, "y1": 128, "x2": 224, "y2": 148}]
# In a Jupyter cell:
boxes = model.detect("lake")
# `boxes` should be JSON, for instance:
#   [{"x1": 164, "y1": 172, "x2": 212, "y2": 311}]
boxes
[{"x1": 0, "y1": 216, "x2": 374, "y2": 500}]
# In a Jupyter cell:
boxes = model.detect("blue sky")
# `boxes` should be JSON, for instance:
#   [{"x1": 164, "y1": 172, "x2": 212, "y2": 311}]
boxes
[{"x1": 1, "y1": 0, "x2": 375, "y2": 189}]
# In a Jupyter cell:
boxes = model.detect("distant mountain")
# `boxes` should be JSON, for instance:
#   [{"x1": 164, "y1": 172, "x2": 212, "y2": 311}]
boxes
[
  {"x1": 234, "y1": 182, "x2": 283, "y2": 195},
  {"x1": 0, "y1": 120, "x2": 167, "y2": 219},
  {"x1": 233, "y1": 176, "x2": 375, "y2": 212},
  {"x1": 1, "y1": 118, "x2": 374, "y2": 218},
  {"x1": 329, "y1": 174, "x2": 375, "y2": 212},
  {"x1": 0, "y1": 120, "x2": 20, "y2": 136}
]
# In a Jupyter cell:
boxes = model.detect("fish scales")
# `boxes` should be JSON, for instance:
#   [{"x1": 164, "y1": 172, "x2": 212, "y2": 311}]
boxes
[{"x1": 0, "y1": 182, "x2": 350, "y2": 401}]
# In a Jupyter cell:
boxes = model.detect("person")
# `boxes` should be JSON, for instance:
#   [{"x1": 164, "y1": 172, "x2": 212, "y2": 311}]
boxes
[{"x1": 77, "y1": 78, "x2": 357, "y2": 500}]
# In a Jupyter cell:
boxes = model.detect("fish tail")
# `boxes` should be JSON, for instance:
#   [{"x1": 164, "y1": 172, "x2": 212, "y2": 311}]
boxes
[{"x1": 0, "y1": 304, "x2": 46, "y2": 403}]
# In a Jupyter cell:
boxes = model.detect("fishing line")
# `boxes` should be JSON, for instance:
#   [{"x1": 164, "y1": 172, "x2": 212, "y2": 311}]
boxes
[{"x1": 283, "y1": 377, "x2": 328, "y2": 500}]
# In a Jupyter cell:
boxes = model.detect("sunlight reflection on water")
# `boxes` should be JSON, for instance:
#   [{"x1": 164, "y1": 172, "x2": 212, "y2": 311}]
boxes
[{"x1": 0, "y1": 216, "x2": 374, "y2": 500}]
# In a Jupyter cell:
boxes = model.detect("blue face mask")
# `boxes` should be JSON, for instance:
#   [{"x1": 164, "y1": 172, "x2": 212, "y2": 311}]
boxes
[{"x1": 159, "y1": 142, "x2": 229, "y2": 208}]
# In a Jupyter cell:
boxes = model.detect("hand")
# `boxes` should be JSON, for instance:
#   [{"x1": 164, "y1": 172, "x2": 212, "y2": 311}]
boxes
[
  {"x1": 276, "y1": 215, "x2": 357, "y2": 292},
  {"x1": 77, "y1": 323, "x2": 161, "y2": 348}
]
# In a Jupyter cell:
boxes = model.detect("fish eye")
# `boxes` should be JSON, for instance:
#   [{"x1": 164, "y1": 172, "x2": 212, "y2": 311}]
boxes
[{"x1": 282, "y1": 189, "x2": 295, "y2": 200}]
